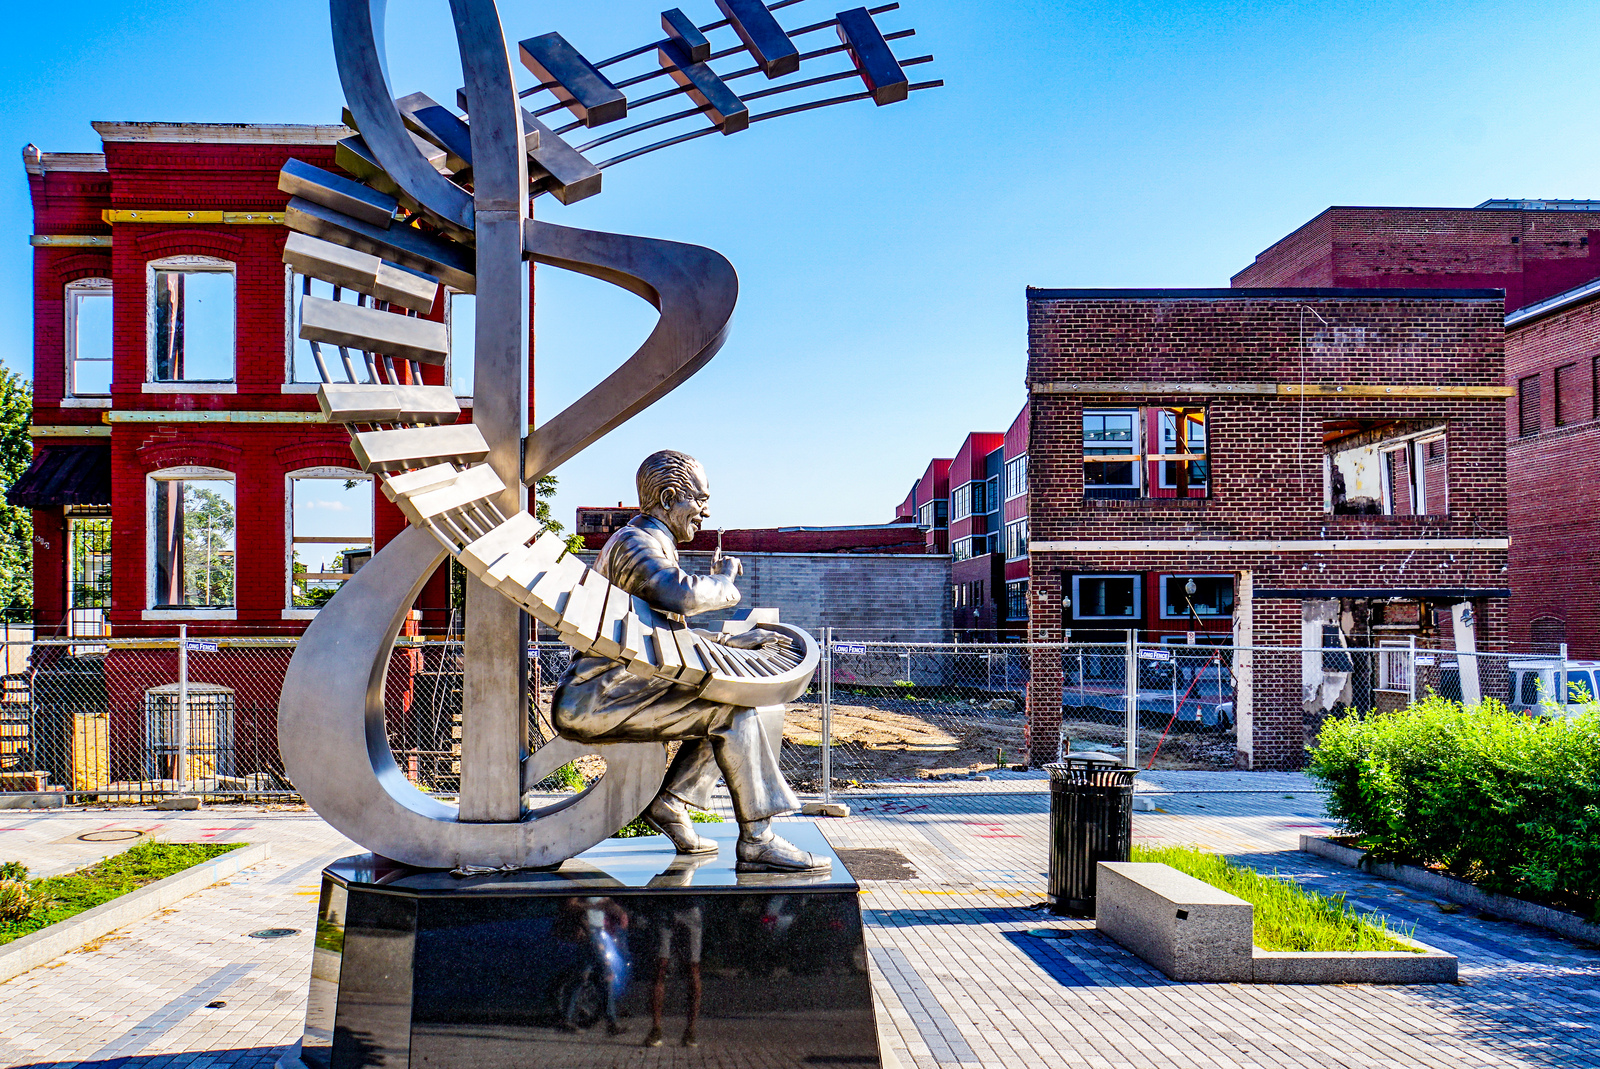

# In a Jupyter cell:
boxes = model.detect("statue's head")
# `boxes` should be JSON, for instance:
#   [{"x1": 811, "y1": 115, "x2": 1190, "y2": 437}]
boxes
[{"x1": 637, "y1": 450, "x2": 710, "y2": 544}]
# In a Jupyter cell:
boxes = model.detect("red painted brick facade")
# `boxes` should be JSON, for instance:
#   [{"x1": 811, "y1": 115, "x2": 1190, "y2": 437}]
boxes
[
  {"x1": 1504, "y1": 293, "x2": 1600, "y2": 655},
  {"x1": 1025, "y1": 289, "x2": 1510, "y2": 770},
  {"x1": 1233, "y1": 205, "x2": 1600, "y2": 314}
]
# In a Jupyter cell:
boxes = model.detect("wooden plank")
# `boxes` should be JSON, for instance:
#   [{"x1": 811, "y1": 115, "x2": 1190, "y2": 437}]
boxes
[{"x1": 1278, "y1": 384, "x2": 1515, "y2": 398}]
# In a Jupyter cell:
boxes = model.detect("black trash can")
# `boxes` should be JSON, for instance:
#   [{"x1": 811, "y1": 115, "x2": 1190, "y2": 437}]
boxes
[{"x1": 1045, "y1": 756, "x2": 1136, "y2": 916}]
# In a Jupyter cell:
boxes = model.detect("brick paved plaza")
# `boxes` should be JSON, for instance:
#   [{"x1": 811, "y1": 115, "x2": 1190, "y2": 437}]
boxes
[{"x1": 0, "y1": 773, "x2": 1594, "y2": 1069}]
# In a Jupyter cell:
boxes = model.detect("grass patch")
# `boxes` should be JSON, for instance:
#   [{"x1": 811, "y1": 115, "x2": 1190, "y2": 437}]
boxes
[
  {"x1": 1132, "y1": 843, "x2": 1419, "y2": 953},
  {"x1": 0, "y1": 841, "x2": 243, "y2": 946},
  {"x1": 611, "y1": 809, "x2": 723, "y2": 838}
]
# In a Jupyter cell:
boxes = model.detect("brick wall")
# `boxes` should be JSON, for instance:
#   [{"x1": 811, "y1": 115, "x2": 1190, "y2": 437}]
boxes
[
  {"x1": 1505, "y1": 295, "x2": 1600, "y2": 655},
  {"x1": 579, "y1": 549, "x2": 952, "y2": 638},
  {"x1": 1025, "y1": 291, "x2": 1510, "y2": 769},
  {"x1": 1233, "y1": 207, "x2": 1600, "y2": 313}
]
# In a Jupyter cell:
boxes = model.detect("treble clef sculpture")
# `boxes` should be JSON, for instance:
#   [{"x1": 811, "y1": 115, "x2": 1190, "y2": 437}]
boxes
[{"x1": 277, "y1": 0, "x2": 936, "y2": 870}]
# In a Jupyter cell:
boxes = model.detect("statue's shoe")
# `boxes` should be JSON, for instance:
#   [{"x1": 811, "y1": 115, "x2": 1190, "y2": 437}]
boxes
[
  {"x1": 643, "y1": 796, "x2": 718, "y2": 855},
  {"x1": 735, "y1": 833, "x2": 830, "y2": 872}
]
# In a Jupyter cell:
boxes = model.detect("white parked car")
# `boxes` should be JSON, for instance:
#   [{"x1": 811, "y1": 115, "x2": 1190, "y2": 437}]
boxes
[{"x1": 1507, "y1": 660, "x2": 1600, "y2": 717}]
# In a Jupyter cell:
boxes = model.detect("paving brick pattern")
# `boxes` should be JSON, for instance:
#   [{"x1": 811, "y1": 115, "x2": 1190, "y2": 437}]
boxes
[{"x1": 0, "y1": 775, "x2": 1596, "y2": 1069}]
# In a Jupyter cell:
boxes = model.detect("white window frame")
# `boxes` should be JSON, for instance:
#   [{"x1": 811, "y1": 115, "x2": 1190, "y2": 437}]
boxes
[
  {"x1": 144, "y1": 255, "x2": 237, "y2": 390},
  {"x1": 143, "y1": 465, "x2": 237, "y2": 620},
  {"x1": 64, "y1": 278, "x2": 113, "y2": 404},
  {"x1": 446, "y1": 288, "x2": 475, "y2": 403},
  {"x1": 284, "y1": 467, "x2": 375, "y2": 619},
  {"x1": 951, "y1": 483, "x2": 973, "y2": 521},
  {"x1": 1378, "y1": 638, "x2": 1415, "y2": 695},
  {"x1": 1004, "y1": 517, "x2": 1029, "y2": 561},
  {"x1": 1004, "y1": 454, "x2": 1028, "y2": 501},
  {"x1": 1071, "y1": 573, "x2": 1142, "y2": 621}
]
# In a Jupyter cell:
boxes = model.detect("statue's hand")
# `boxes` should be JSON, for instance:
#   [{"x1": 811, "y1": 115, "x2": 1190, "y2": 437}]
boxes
[
  {"x1": 723, "y1": 627, "x2": 781, "y2": 650},
  {"x1": 713, "y1": 554, "x2": 743, "y2": 578}
]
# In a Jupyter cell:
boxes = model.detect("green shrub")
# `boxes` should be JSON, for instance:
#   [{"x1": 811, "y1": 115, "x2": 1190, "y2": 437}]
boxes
[
  {"x1": 611, "y1": 808, "x2": 723, "y2": 838},
  {"x1": 1133, "y1": 843, "x2": 1415, "y2": 952},
  {"x1": 1308, "y1": 694, "x2": 1600, "y2": 919}
]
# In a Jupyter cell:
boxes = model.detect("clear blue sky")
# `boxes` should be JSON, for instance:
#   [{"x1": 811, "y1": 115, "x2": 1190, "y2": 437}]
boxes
[{"x1": 4, "y1": 0, "x2": 1599, "y2": 530}]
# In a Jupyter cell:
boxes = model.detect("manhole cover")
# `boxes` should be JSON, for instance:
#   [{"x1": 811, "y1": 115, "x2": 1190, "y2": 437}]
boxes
[
  {"x1": 835, "y1": 848, "x2": 917, "y2": 881},
  {"x1": 247, "y1": 928, "x2": 300, "y2": 939},
  {"x1": 1025, "y1": 928, "x2": 1073, "y2": 939},
  {"x1": 78, "y1": 830, "x2": 143, "y2": 842}
]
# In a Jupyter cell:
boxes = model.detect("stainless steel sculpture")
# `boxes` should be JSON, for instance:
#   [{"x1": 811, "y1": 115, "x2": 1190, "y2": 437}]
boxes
[{"x1": 277, "y1": 0, "x2": 936, "y2": 870}]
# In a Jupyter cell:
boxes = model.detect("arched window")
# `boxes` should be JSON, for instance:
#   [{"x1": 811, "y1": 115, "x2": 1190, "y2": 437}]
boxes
[
  {"x1": 147, "y1": 255, "x2": 235, "y2": 384},
  {"x1": 147, "y1": 467, "x2": 235, "y2": 610},
  {"x1": 65, "y1": 278, "x2": 112, "y2": 398},
  {"x1": 286, "y1": 467, "x2": 374, "y2": 613}
]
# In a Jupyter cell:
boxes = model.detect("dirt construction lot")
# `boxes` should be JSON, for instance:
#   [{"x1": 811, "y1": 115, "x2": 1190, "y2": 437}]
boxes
[{"x1": 780, "y1": 698, "x2": 1235, "y2": 786}]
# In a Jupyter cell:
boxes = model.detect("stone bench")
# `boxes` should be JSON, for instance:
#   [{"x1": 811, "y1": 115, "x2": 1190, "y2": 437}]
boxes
[{"x1": 1095, "y1": 861, "x2": 1457, "y2": 984}]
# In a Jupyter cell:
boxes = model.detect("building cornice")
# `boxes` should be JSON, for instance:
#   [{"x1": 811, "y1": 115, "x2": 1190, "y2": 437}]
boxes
[{"x1": 90, "y1": 122, "x2": 352, "y2": 145}]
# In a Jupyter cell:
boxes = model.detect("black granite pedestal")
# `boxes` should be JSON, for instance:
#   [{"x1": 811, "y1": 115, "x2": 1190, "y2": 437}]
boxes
[{"x1": 287, "y1": 823, "x2": 879, "y2": 1069}]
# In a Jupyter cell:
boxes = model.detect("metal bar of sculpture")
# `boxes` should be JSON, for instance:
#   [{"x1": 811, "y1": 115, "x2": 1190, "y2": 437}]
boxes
[{"x1": 277, "y1": 0, "x2": 935, "y2": 871}]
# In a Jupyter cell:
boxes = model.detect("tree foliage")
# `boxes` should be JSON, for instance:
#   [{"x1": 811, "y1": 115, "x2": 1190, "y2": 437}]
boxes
[{"x1": 0, "y1": 372, "x2": 33, "y2": 616}]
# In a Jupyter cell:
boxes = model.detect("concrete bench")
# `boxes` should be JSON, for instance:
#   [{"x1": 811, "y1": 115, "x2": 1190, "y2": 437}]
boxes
[{"x1": 1095, "y1": 861, "x2": 1457, "y2": 984}]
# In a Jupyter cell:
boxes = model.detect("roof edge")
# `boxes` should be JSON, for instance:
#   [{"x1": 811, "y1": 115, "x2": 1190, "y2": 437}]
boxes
[
  {"x1": 1026, "y1": 287, "x2": 1506, "y2": 301},
  {"x1": 1505, "y1": 276, "x2": 1600, "y2": 329},
  {"x1": 22, "y1": 145, "x2": 107, "y2": 175},
  {"x1": 91, "y1": 122, "x2": 352, "y2": 145}
]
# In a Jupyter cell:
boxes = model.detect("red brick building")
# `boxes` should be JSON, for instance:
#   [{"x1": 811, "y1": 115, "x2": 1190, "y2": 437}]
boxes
[
  {"x1": 10, "y1": 123, "x2": 474, "y2": 643},
  {"x1": 894, "y1": 458, "x2": 951, "y2": 554},
  {"x1": 1024, "y1": 288, "x2": 1512, "y2": 770},
  {"x1": 1502, "y1": 283, "x2": 1600, "y2": 655},
  {"x1": 1237, "y1": 201, "x2": 1600, "y2": 655},
  {"x1": 1233, "y1": 201, "x2": 1600, "y2": 313}
]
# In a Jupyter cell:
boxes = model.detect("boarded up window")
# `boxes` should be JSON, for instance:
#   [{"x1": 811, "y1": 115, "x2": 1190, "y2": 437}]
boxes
[
  {"x1": 1421, "y1": 436, "x2": 1447, "y2": 515},
  {"x1": 1385, "y1": 447, "x2": 1412, "y2": 514},
  {"x1": 1556, "y1": 363, "x2": 1579, "y2": 426},
  {"x1": 1519, "y1": 374, "x2": 1541, "y2": 437}
]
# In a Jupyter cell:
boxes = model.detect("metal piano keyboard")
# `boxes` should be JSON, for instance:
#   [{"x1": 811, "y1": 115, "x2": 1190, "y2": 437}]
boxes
[{"x1": 280, "y1": 165, "x2": 818, "y2": 708}]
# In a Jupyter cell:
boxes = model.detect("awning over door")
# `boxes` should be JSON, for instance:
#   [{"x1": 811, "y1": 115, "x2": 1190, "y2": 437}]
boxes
[{"x1": 6, "y1": 444, "x2": 111, "y2": 508}]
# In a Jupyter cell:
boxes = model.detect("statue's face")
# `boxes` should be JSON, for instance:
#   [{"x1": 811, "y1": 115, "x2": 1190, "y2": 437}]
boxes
[{"x1": 659, "y1": 463, "x2": 711, "y2": 544}]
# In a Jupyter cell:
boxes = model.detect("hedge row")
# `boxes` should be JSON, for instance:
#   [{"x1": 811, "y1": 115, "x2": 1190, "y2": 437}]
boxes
[{"x1": 1307, "y1": 695, "x2": 1600, "y2": 921}]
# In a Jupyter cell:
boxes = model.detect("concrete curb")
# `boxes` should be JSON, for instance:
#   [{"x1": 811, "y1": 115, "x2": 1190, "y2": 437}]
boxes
[
  {"x1": 1096, "y1": 860, "x2": 1458, "y2": 983},
  {"x1": 1300, "y1": 835, "x2": 1600, "y2": 948},
  {"x1": 0, "y1": 842, "x2": 271, "y2": 985}
]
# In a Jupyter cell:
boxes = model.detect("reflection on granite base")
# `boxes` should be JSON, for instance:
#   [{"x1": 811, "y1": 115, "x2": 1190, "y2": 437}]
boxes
[{"x1": 298, "y1": 822, "x2": 880, "y2": 1069}]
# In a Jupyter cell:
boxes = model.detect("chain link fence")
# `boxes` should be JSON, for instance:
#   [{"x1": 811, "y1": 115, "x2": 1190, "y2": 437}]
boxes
[{"x1": 0, "y1": 630, "x2": 1578, "y2": 803}]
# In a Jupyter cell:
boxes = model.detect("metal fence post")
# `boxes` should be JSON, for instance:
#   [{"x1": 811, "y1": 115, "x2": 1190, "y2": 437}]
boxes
[
  {"x1": 1560, "y1": 641, "x2": 1570, "y2": 712},
  {"x1": 177, "y1": 624, "x2": 189, "y2": 792},
  {"x1": 821, "y1": 626, "x2": 833, "y2": 803},
  {"x1": 1125, "y1": 632, "x2": 1138, "y2": 767},
  {"x1": 1407, "y1": 635, "x2": 1416, "y2": 704}
]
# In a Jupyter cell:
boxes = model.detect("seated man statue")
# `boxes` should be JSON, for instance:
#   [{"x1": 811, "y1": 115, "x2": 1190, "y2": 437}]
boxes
[{"x1": 552, "y1": 449, "x2": 825, "y2": 871}]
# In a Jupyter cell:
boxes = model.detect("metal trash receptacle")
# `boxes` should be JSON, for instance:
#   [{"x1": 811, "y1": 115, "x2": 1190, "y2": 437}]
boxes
[{"x1": 1045, "y1": 755, "x2": 1136, "y2": 916}]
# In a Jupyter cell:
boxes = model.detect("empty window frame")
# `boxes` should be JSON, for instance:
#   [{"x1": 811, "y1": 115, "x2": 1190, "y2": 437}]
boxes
[
  {"x1": 65, "y1": 279, "x2": 112, "y2": 397},
  {"x1": 1071, "y1": 574, "x2": 1140, "y2": 621},
  {"x1": 1518, "y1": 374, "x2": 1541, "y2": 437},
  {"x1": 1084, "y1": 407, "x2": 1207, "y2": 499},
  {"x1": 149, "y1": 468, "x2": 235, "y2": 609},
  {"x1": 1555, "y1": 362, "x2": 1580, "y2": 426},
  {"x1": 288, "y1": 469, "x2": 374, "y2": 610},
  {"x1": 1325, "y1": 421, "x2": 1447, "y2": 516},
  {"x1": 1004, "y1": 517, "x2": 1029, "y2": 561},
  {"x1": 148, "y1": 257, "x2": 235, "y2": 383},
  {"x1": 1004, "y1": 453, "x2": 1028, "y2": 500},
  {"x1": 448, "y1": 290, "x2": 475, "y2": 398},
  {"x1": 1159, "y1": 575, "x2": 1234, "y2": 619},
  {"x1": 287, "y1": 271, "x2": 370, "y2": 384}
]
